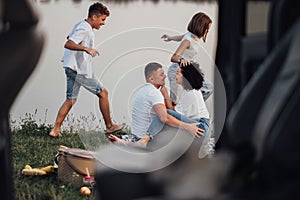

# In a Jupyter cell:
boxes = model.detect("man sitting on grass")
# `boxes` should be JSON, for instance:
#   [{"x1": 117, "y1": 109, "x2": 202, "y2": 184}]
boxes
[{"x1": 108, "y1": 62, "x2": 203, "y2": 147}]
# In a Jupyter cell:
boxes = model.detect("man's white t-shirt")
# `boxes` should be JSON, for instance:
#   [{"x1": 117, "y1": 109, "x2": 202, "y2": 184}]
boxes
[
  {"x1": 131, "y1": 83, "x2": 165, "y2": 138},
  {"x1": 175, "y1": 89, "x2": 210, "y2": 120},
  {"x1": 61, "y1": 20, "x2": 94, "y2": 78}
]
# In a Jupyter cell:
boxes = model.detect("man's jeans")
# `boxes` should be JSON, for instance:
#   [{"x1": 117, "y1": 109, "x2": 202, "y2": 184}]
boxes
[{"x1": 147, "y1": 109, "x2": 210, "y2": 140}]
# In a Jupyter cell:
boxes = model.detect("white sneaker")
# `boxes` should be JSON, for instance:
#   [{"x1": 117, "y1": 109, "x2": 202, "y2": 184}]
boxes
[{"x1": 198, "y1": 138, "x2": 215, "y2": 159}]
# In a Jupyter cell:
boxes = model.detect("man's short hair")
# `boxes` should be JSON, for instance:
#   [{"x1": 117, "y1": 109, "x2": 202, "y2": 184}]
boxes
[
  {"x1": 88, "y1": 2, "x2": 110, "y2": 18},
  {"x1": 144, "y1": 62, "x2": 163, "y2": 80}
]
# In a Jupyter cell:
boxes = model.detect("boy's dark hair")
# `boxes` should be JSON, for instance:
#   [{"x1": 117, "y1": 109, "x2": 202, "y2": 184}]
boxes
[
  {"x1": 180, "y1": 62, "x2": 204, "y2": 90},
  {"x1": 88, "y1": 2, "x2": 110, "y2": 18},
  {"x1": 187, "y1": 12, "x2": 212, "y2": 42},
  {"x1": 144, "y1": 62, "x2": 163, "y2": 80}
]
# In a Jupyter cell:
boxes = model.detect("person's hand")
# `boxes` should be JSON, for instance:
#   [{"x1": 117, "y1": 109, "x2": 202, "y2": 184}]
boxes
[
  {"x1": 85, "y1": 47, "x2": 100, "y2": 57},
  {"x1": 161, "y1": 34, "x2": 171, "y2": 42},
  {"x1": 178, "y1": 58, "x2": 190, "y2": 67},
  {"x1": 186, "y1": 123, "x2": 204, "y2": 138}
]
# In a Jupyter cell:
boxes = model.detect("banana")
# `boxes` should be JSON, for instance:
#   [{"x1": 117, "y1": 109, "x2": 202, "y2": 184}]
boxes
[
  {"x1": 41, "y1": 165, "x2": 54, "y2": 173},
  {"x1": 22, "y1": 164, "x2": 54, "y2": 176},
  {"x1": 22, "y1": 168, "x2": 47, "y2": 176},
  {"x1": 24, "y1": 164, "x2": 32, "y2": 169}
]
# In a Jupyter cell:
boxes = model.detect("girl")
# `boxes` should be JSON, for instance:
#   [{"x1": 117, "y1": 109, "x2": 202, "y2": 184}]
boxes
[{"x1": 161, "y1": 12, "x2": 213, "y2": 104}]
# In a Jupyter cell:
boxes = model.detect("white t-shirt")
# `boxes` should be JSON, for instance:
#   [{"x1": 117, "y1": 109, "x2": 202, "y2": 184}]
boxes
[
  {"x1": 181, "y1": 32, "x2": 206, "y2": 64},
  {"x1": 131, "y1": 83, "x2": 165, "y2": 138},
  {"x1": 175, "y1": 89, "x2": 210, "y2": 120},
  {"x1": 61, "y1": 20, "x2": 94, "y2": 78}
]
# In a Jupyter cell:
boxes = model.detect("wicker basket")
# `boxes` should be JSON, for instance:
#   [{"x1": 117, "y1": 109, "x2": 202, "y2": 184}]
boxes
[{"x1": 56, "y1": 146, "x2": 95, "y2": 186}]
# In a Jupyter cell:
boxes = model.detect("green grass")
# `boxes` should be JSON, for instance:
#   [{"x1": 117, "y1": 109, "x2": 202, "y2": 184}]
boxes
[{"x1": 11, "y1": 113, "x2": 127, "y2": 200}]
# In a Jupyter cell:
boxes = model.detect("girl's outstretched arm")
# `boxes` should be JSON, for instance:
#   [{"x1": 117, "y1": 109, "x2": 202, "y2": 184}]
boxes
[{"x1": 161, "y1": 34, "x2": 184, "y2": 42}]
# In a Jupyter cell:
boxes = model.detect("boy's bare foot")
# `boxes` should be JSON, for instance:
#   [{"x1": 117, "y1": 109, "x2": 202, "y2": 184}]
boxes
[
  {"x1": 105, "y1": 123, "x2": 126, "y2": 134},
  {"x1": 49, "y1": 129, "x2": 61, "y2": 138}
]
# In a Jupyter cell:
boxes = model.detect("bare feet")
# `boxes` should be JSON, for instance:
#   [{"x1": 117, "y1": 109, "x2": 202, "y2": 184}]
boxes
[
  {"x1": 105, "y1": 123, "x2": 126, "y2": 134},
  {"x1": 108, "y1": 134, "x2": 150, "y2": 148},
  {"x1": 49, "y1": 128, "x2": 61, "y2": 138},
  {"x1": 108, "y1": 134, "x2": 128, "y2": 145}
]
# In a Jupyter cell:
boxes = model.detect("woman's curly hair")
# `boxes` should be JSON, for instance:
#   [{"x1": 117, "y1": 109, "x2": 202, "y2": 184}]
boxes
[{"x1": 180, "y1": 62, "x2": 204, "y2": 90}]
